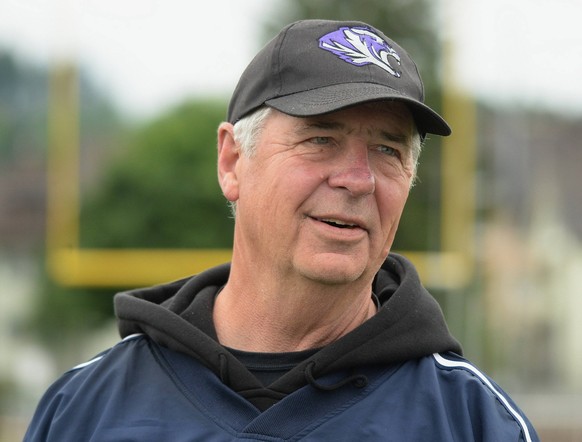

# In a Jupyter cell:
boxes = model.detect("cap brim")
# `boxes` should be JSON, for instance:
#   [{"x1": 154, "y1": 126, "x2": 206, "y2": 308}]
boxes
[{"x1": 265, "y1": 82, "x2": 451, "y2": 137}]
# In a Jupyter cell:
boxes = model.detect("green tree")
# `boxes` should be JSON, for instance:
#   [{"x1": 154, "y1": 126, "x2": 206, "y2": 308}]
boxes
[{"x1": 80, "y1": 99, "x2": 232, "y2": 249}]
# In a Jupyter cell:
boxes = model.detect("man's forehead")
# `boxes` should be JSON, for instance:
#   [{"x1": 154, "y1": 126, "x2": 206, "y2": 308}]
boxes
[{"x1": 289, "y1": 101, "x2": 415, "y2": 136}]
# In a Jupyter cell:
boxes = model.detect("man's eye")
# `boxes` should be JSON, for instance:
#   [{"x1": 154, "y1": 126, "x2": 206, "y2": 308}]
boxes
[
  {"x1": 309, "y1": 136, "x2": 331, "y2": 145},
  {"x1": 377, "y1": 145, "x2": 400, "y2": 158}
]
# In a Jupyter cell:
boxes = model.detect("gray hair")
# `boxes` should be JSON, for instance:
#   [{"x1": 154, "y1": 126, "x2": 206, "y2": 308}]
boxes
[
  {"x1": 232, "y1": 106, "x2": 273, "y2": 157},
  {"x1": 227, "y1": 107, "x2": 272, "y2": 217}
]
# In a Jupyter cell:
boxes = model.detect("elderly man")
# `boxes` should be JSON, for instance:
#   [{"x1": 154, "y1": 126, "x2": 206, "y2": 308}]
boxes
[{"x1": 26, "y1": 19, "x2": 539, "y2": 441}]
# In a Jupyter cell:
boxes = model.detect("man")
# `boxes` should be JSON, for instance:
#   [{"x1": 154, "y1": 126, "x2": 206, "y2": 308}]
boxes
[{"x1": 26, "y1": 19, "x2": 539, "y2": 441}]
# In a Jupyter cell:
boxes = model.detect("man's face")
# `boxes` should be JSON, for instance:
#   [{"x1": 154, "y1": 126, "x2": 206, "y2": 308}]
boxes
[{"x1": 224, "y1": 102, "x2": 416, "y2": 286}]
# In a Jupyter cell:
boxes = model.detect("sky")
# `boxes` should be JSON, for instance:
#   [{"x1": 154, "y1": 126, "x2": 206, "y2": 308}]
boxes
[
  {"x1": 1, "y1": 0, "x2": 581, "y2": 119},
  {"x1": 0, "y1": 0, "x2": 278, "y2": 117},
  {"x1": 449, "y1": 0, "x2": 582, "y2": 116}
]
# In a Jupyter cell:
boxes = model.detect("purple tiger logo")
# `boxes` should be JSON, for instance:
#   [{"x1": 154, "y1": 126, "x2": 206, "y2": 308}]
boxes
[{"x1": 319, "y1": 26, "x2": 402, "y2": 78}]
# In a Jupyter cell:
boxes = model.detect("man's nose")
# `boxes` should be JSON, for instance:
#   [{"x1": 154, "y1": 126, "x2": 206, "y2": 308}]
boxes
[{"x1": 327, "y1": 145, "x2": 376, "y2": 197}]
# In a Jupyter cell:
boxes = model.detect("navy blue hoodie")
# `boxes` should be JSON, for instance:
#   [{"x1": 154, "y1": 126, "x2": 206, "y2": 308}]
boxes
[{"x1": 25, "y1": 254, "x2": 539, "y2": 441}]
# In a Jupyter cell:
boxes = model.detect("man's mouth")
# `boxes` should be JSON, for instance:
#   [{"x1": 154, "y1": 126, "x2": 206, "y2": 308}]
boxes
[{"x1": 317, "y1": 218, "x2": 360, "y2": 229}]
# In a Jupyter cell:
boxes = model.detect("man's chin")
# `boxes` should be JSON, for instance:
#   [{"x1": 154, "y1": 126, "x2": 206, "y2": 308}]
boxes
[{"x1": 296, "y1": 254, "x2": 369, "y2": 286}]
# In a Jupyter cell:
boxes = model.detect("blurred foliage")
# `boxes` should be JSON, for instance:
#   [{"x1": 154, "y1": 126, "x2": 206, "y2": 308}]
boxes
[
  {"x1": 0, "y1": 53, "x2": 122, "y2": 162},
  {"x1": 30, "y1": 264, "x2": 115, "y2": 348},
  {"x1": 0, "y1": 52, "x2": 47, "y2": 160},
  {"x1": 79, "y1": 99, "x2": 232, "y2": 249}
]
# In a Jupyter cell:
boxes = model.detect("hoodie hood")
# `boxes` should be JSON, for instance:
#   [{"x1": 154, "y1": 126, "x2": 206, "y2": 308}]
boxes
[{"x1": 115, "y1": 253, "x2": 461, "y2": 409}]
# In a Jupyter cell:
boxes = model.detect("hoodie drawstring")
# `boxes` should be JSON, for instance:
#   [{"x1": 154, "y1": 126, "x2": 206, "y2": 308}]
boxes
[
  {"x1": 219, "y1": 353, "x2": 229, "y2": 384},
  {"x1": 304, "y1": 361, "x2": 368, "y2": 391}
]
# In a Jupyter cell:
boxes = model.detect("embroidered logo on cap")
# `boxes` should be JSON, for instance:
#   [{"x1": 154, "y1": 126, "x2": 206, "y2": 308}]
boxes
[{"x1": 319, "y1": 26, "x2": 402, "y2": 78}]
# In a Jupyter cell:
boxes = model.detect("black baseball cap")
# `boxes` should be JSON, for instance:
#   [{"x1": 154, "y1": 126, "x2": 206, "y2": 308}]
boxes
[{"x1": 227, "y1": 19, "x2": 451, "y2": 137}]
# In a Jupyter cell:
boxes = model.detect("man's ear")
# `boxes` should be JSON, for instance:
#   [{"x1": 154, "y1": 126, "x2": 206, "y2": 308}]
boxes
[{"x1": 217, "y1": 122, "x2": 240, "y2": 202}]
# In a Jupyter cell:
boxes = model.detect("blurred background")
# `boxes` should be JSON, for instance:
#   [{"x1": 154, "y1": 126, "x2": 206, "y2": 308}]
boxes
[{"x1": 1, "y1": 0, "x2": 581, "y2": 440}]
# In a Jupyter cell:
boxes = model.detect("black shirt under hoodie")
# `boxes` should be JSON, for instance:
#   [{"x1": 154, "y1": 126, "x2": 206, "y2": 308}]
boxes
[{"x1": 115, "y1": 253, "x2": 462, "y2": 411}]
